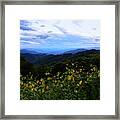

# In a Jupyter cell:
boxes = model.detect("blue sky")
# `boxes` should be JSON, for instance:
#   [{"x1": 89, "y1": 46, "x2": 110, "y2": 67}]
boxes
[{"x1": 20, "y1": 20, "x2": 100, "y2": 50}]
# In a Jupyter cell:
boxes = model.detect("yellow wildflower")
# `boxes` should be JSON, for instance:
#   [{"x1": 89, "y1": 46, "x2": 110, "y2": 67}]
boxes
[{"x1": 79, "y1": 80, "x2": 82, "y2": 85}]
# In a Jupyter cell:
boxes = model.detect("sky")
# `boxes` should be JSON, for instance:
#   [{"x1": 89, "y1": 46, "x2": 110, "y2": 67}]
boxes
[{"x1": 20, "y1": 20, "x2": 100, "y2": 51}]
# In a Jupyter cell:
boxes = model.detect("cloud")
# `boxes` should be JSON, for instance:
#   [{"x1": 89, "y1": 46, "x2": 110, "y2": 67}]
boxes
[
  {"x1": 72, "y1": 20, "x2": 100, "y2": 38},
  {"x1": 20, "y1": 20, "x2": 36, "y2": 31},
  {"x1": 20, "y1": 20, "x2": 100, "y2": 50},
  {"x1": 36, "y1": 35, "x2": 49, "y2": 39},
  {"x1": 53, "y1": 24, "x2": 68, "y2": 34},
  {"x1": 20, "y1": 26, "x2": 35, "y2": 31},
  {"x1": 21, "y1": 40, "x2": 41, "y2": 45}
]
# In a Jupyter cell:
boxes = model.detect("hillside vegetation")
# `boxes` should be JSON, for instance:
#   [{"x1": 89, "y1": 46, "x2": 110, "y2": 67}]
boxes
[{"x1": 20, "y1": 49, "x2": 100, "y2": 100}]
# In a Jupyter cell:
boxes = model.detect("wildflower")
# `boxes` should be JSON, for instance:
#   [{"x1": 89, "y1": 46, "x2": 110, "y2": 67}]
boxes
[
  {"x1": 32, "y1": 84, "x2": 34, "y2": 87},
  {"x1": 57, "y1": 72, "x2": 60, "y2": 76},
  {"x1": 39, "y1": 81, "x2": 42, "y2": 85},
  {"x1": 34, "y1": 88, "x2": 37, "y2": 91},
  {"x1": 89, "y1": 75, "x2": 92, "y2": 78},
  {"x1": 29, "y1": 85, "x2": 32, "y2": 89},
  {"x1": 72, "y1": 69, "x2": 75, "y2": 73},
  {"x1": 21, "y1": 82, "x2": 23, "y2": 85},
  {"x1": 85, "y1": 81, "x2": 87, "y2": 83},
  {"x1": 46, "y1": 86, "x2": 49, "y2": 90},
  {"x1": 45, "y1": 72, "x2": 50, "y2": 75},
  {"x1": 29, "y1": 81, "x2": 31, "y2": 84},
  {"x1": 80, "y1": 69, "x2": 82, "y2": 72},
  {"x1": 93, "y1": 67, "x2": 96, "y2": 71},
  {"x1": 36, "y1": 80, "x2": 39, "y2": 84},
  {"x1": 47, "y1": 77, "x2": 52, "y2": 80},
  {"x1": 91, "y1": 68, "x2": 93, "y2": 71},
  {"x1": 72, "y1": 63, "x2": 74, "y2": 66},
  {"x1": 66, "y1": 67, "x2": 68, "y2": 70},
  {"x1": 26, "y1": 84, "x2": 28, "y2": 87},
  {"x1": 74, "y1": 90, "x2": 77, "y2": 93},
  {"x1": 42, "y1": 89, "x2": 44, "y2": 93},
  {"x1": 54, "y1": 80, "x2": 57, "y2": 83},
  {"x1": 67, "y1": 75, "x2": 72, "y2": 80},
  {"x1": 79, "y1": 80, "x2": 82, "y2": 85},
  {"x1": 40, "y1": 78, "x2": 44, "y2": 82}
]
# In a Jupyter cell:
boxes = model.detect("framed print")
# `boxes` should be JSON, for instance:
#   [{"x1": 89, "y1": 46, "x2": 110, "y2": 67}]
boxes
[{"x1": 0, "y1": 0, "x2": 119, "y2": 119}]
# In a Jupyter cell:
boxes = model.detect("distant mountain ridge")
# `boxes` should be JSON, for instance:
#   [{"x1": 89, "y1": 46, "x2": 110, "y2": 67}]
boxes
[
  {"x1": 21, "y1": 49, "x2": 39, "y2": 54},
  {"x1": 64, "y1": 48, "x2": 86, "y2": 54},
  {"x1": 21, "y1": 49, "x2": 100, "y2": 65},
  {"x1": 21, "y1": 47, "x2": 100, "y2": 55}
]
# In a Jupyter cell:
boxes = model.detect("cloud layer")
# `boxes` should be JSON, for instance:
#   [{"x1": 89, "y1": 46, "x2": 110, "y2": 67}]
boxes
[{"x1": 20, "y1": 20, "x2": 100, "y2": 50}]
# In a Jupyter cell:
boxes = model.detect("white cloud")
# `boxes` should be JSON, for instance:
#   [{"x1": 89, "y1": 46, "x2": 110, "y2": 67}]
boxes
[
  {"x1": 20, "y1": 20, "x2": 100, "y2": 38},
  {"x1": 21, "y1": 40, "x2": 41, "y2": 45},
  {"x1": 20, "y1": 20, "x2": 100, "y2": 49}
]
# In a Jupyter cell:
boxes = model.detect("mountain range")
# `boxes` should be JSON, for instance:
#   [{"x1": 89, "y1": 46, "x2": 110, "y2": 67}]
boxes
[
  {"x1": 21, "y1": 48, "x2": 100, "y2": 65},
  {"x1": 21, "y1": 47, "x2": 100, "y2": 55}
]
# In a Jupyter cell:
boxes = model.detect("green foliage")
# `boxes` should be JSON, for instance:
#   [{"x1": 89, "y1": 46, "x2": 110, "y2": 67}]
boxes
[{"x1": 20, "y1": 51, "x2": 100, "y2": 100}]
